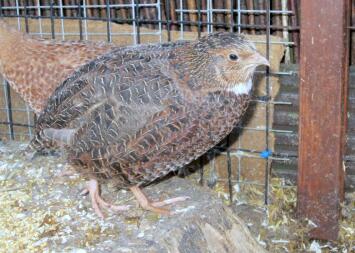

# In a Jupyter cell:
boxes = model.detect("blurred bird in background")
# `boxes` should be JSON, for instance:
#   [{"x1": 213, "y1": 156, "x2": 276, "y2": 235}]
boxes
[
  {"x1": 0, "y1": 19, "x2": 115, "y2": 114},
  {"x1": 28, "y1": 32, "x2": 269, "y2": 218}
]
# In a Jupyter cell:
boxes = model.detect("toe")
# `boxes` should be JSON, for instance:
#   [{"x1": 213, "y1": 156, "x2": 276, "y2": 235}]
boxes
[
  {"x1": 151, "y1": 196, "x2": 190, "y2": 208},
  {"x1": 90, "y1": 192, "x2": 105, "y2": 218}
]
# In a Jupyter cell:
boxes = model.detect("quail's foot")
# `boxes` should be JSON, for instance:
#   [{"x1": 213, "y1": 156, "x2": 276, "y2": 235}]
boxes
[
  {"x1": 130, "y1": 186, "x2": 190, "y2": 215},
  {"x1": 84, "y1": 179, "x2": 130, "y2": 218}
]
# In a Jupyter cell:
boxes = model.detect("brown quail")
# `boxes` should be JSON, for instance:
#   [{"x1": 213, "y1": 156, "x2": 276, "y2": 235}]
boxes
[{"x1": 28, "y1": 32, "x2": 269, "y2": 217}]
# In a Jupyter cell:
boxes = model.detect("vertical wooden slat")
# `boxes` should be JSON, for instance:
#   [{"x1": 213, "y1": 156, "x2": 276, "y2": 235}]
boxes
[
  {"x1": 214, "y1": 0, "x2": 225, "y2": 31},
  {"x1": 182, "y1": 0, "x2": 191, "y2": 32},
  {"x1": 240, "y1": 0, "x2": 248, "y2": 32},
  {"x1": 225, "y1": 0, "x2": 232, "y2": 31},
  {"x1": 118, "y1": 0, "x2": 128, "y2": 23},
  {"x1": 70, "y1": 0, "x2": 77, "y2": 17},
  {"x1": 86, "y1": 0, "x2": 93, "y2": 17},
  {"x1": 90, "y1": 0, "x2": 99, "y2": 18},
  {"x1": 298, "y1": 0, "x2": 349, "y2": 241},
  {"x1": 164, "y1": 0, "x2": 171, "y2": 40},
  {"x1": 49, "y1": 0, "x2": 55, "y2": 39},
  {"x1": 142, "y1": 0, "x2": 153, "y2": 29},
  {"x1": 63, "y1": 0, "x2": 70, "y2": 16},
  {"x1": 245, "y1": 0, "x2": 255, "y2": 34},
  {"x1": 196, "y1": 0, "x2": 201, "y2": 37},
  {"x1": 257, "y1": 0, "x2": 265, "y2": 33},
  {"x1": 289, "y1": 0, "x2": 300, "y2": 63},
  {"x1": 99, "y1": 0, "x2": 106, "y2": 17},
  {"x1": 201, "y1": 0, "x2": 207, "y2": 32},
  {"x1": 252, "y1": 0, "x2": 260, "y2": 35},
  {"x1": 161, "y1": 0, "x2": 167, "y2": 30},
  {"x1": 186, "y1": 0, "x2": 197, "y2": 32},
  {"x1": 272, "y1": 0, "x2": 282, "y2": 37},
  {"x1": 169, "y1": 0, "x2": 178, "y2": 31}
]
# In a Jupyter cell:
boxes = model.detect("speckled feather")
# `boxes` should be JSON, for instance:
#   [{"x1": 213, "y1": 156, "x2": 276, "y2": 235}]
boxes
[
  {"x1": 29, "y1": 33, "x2": 256, "y2": 189},
  {"x1": 0, "y1": 20, "x2": 115, "y2": 114}
]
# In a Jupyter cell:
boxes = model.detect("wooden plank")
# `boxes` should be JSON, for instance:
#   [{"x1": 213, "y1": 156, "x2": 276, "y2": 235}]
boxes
[{"x1": 297, "y1": 0, "x2": 349, "y2": 240}]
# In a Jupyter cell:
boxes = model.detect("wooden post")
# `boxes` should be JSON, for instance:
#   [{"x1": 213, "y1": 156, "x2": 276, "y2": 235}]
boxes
[{"x1": 298, "y1": 0, "x2": 349, "y2": 240}]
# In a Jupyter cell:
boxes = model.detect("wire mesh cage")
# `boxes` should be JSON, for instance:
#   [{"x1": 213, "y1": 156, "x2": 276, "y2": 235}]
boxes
[
  {"x1": 0, "y1": 0, "x2": 353, "y2": 208},
  {"x1": 0, "y1": 0, "x2": 312, "y2": 208},
  {"x1": 0, "y1": 0, "x2": 354, "y2": 250}
]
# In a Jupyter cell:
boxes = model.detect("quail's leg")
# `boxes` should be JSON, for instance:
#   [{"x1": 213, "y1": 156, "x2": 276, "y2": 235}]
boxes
[
  {"x1": 130, "y1": 186, "x2": 190, "y2": 215},
  {"x1": 85, "y1": 179, "x2": 130, "y2": 218}
]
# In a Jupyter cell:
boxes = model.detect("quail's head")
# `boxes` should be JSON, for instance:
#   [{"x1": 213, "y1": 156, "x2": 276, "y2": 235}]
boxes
[{"x1": 180, "y1": 32, "x2": 269, "y2": 94}]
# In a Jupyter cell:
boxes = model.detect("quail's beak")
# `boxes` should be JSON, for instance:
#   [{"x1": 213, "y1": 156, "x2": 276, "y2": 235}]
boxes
[{"x1": 249, "y1": 52, "x2": 270, "y2": 67}]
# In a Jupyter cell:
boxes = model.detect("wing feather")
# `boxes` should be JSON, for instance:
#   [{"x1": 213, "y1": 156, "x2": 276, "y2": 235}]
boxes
[{"x1": 31, "y1": 44, "x2": 183, "y2": 153}]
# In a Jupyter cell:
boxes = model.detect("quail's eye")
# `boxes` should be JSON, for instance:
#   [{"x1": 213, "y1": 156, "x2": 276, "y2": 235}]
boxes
[{"x1": 229, "y1": 54, "x2": 239, "y2": 61}]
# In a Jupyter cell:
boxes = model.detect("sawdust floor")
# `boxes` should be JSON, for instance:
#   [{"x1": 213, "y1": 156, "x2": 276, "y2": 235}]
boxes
[{"x1": 0, "y1": 141, "x2": 354, "y2": 253}]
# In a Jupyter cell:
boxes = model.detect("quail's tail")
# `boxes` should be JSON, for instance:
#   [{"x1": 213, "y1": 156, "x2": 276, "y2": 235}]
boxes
[
  {"x1": 26, "y1": 127, "x2": 76, "y2": 160},
  {"x1": 25, "y1": 132, "x2": 54, "y2": 160}
]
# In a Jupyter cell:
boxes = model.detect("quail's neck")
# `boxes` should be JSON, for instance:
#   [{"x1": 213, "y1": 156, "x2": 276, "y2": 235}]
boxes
[{"x1": 226, "y1": 79, "x2": 253, "y2": 96}]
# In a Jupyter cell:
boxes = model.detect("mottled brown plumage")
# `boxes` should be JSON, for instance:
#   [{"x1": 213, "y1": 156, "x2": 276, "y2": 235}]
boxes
[
  {"x1": 0, "y1": 20, "x2": 115, "y2": 114},
  {"x1": 29, "y1": 32, "x2": 269, "y2": 216}
]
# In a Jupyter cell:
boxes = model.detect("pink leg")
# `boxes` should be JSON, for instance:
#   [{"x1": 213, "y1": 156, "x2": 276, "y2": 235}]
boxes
[
  {"x1": 85, "y1": 179, "x2": 130, "y2": 218},
  {"x1": 130, "y1": 186, "x2": 189, "y2": 215}
]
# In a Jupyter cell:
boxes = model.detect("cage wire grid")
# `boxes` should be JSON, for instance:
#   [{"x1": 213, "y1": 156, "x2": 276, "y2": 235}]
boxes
[{"x1": 0, "y1": 0, "x2": 299, "y2": 205}]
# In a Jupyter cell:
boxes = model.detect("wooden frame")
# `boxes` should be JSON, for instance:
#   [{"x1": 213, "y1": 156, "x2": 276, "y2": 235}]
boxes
[{"x1": 298, "y1": 0, "x2": 350, "y2": 240}]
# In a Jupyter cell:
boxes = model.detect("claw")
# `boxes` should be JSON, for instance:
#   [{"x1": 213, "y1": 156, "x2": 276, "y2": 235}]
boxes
[
  {"x1": 84, "y1": 180, "x2": 189, "y2": 218},
  {"x1": 130, "y1": 186, "x2": 189, "y2": 215},
  {"x1": 86, "y1": 179, "x2": 130, "y2": 218}
]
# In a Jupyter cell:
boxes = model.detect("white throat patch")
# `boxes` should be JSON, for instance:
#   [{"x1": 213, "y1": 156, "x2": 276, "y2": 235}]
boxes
[{"x1": 227, "y1": 79, "x2": 253, "y2": 95}]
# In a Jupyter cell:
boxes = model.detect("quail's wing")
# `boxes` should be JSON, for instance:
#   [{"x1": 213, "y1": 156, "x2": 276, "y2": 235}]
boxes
[
  {"x1": 31, "y1": 45, "x2": 184, "y2": 150},
  {"x1": 35, "y1": 43, "x2": 188, "y2": 129}
]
